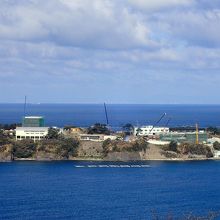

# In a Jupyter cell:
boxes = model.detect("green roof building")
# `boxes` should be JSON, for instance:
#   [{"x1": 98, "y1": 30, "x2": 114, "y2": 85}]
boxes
[
  {"x1": 22, "y1": 116, "x2": 45, "y2": 127},
  {"x1": 160, "y1": 132, "x2": 208, "y2": 144}
]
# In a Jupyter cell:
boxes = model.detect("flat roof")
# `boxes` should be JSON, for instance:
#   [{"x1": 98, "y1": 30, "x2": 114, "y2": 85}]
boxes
[
  {"x1": 23, "y1": 116, "x2": 44, "y2": 119},
  {"x1": 16, "y1": 127, "x2": 49, "y2": 131}
]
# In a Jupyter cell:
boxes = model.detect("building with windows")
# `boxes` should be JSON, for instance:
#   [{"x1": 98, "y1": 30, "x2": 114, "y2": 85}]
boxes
[
  {"x1": 22, "y1": 116, "x2": 45, "y2": 127},
  {"x1": 16, "y1": 127, "x2": 49, "y2": 141},
  {"x1": 79, "y1": 134, "x2": 117, "y2": 142},
  {"x1": 133, "y1": 125, "x2": 169, "y2": 136},
  {"x1": 16, "y1": 116, "x2": 48, "y2": 141}
]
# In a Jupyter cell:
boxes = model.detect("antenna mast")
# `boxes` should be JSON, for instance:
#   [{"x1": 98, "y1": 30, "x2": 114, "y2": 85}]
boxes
[
  {"x1": 104, "y1": 103, "x2": 109, "y2": 126},
  {"x1": 24, "y1": 96, "x2": 27, "y2": 116}
]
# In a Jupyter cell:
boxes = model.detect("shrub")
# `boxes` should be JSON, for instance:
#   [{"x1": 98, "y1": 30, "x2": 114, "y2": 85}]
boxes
[
  {"x1": 130, "y1": 140, "x2": 149, "y2": 152},
  {"x1": 180, "y1": 143, "x2": 213, "y2": 158},
  {"x1": 87, "y1": 123, "x2": 110, "y2": 135},
  {"x1": 55, "y1": 138, "x2": 79, "y2": 159},
  {"x1": 12, "y1": 140, "x2": 36, "y2": 158},
  {"x1": 213, "y1": 141, "x2": 220, "y2": 151},
  {"x1": 162, "y1": 141, "x2": 178, "y2": 153}
]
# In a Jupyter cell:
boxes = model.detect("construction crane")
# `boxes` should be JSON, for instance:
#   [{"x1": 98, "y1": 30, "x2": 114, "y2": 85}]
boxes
[
  {"x1": 195, "y1": 123, "x2": 199, "y2": 145},
  {"x1": 149, "y1": 112, "x2": 167, "y2": 134},
  {"x1": 165, "y1": 117, "x2": 171, "y2": 127}
]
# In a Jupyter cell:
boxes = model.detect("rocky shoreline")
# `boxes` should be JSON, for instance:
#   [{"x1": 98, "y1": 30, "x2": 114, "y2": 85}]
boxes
[{"x1": 0, "y1": 137, "x2": 218, "y2": 162}]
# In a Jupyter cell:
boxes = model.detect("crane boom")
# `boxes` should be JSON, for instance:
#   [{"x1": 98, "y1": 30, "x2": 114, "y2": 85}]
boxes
[{"x1": 149, "y1": 112, "x2": 167, "y2": 134}]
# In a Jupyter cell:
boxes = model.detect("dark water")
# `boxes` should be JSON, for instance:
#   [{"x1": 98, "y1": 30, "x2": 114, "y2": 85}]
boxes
[
  {"x1": 0, "y1": 161, "x2": 220, "y2": 220},
  {"x1": 0, "y1": 104, "x2": 220, "y2": 128}
]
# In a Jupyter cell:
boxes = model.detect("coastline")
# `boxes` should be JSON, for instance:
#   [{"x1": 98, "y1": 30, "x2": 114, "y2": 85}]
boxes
[{"x1": 1, "y1": 157, "x2": 219, "y2": 162}]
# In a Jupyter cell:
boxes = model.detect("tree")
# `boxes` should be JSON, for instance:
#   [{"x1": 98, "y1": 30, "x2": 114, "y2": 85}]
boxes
[
  {"x1": 87, "y1": 123, "x2": 110, "y2": 135},
  {"x1": 55, "y1": 138, "x2": 79, "y2": 159},
  {"x1": 46, "y1": 127, "x2": 61, "y2": 139},
  {"x1": 213, "y1": 141, "x2": 220, "y2": 150},
  {"x1": 12, "y1": 139, "x2": 36, "y2": 158},
  {"x1": 0, "y1": 129, "x2": 11, "y2": 146},
  {"x1": 207, "y1": 127, "x2": 220, "y2": 135},
  {"x1": 122, "y1": 123, "x2": 134, "y2": 135},
  {"x1": 168, "y1": 141, "x2": 178, "y2": 152},
  {"x1": 136, "y1": 128, "x2": 142, "y2": 136}
]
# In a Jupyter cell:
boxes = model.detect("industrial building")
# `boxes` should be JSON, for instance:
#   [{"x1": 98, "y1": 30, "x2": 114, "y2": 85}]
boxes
[
  {"x1": 159, "y1": 132, "x2": 208, "y2": 144},
  {"x1": 22, "y1": 116, "x2": 45, "y2": 127},
  {"x1": 133, "y1": 125, "x2": 169, "y2": 136},
  {"x1": 16, "y1": 116, "x2": 48, "y2": 141},
  {"x1": 16, "y1": 127, "x2": 49, "y2": 141}
]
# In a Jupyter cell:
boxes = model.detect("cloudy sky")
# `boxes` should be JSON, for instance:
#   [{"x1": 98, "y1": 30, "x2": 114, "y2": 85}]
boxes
[{"x1": 0, "y1": 0, "x2": 220, "y2": 104}]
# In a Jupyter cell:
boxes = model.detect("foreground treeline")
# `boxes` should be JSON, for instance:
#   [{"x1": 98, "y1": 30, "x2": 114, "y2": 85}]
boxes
[
  {"x1": 0, "y1": 129, "x2": 80, "y2": 160},
  {"x1": 161, "y1": 141, "x2": 213, "y2": 159},
  {"x1": 13, "y1": 138, "x2": 79, "y2": 160},
  {"x1": 0, "y1": 139, "x2": 79, "y2": 160}
]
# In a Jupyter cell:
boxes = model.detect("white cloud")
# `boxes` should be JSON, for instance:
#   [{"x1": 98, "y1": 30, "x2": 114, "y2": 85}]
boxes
[
  {"x1": 0, "y1": 0, "x2": 158, "y2": 49},
  {"x1": 128, "y1": 0, "x2": 194, "y2": 11},
  {"x1": 0, "y1": 0, "x2": 220, "y2": 103}
]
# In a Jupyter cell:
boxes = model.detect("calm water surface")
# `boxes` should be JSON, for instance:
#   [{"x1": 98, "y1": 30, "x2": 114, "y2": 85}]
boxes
[
  {"x1": 0, "y1": 161, "x2": 220, "y2": 219},
  {"x1": 0, "y1": 104, "x2": 220, "y2": 128}
]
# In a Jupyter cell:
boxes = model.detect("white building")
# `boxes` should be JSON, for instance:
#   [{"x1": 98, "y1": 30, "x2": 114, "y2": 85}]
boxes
[
  {"x1": 79, "y1": 134, "x2": 117, "y2": 142},
  {"x1": 134, "y1": 125, "x2": 169, "y2": 136},
  {"x1": 16, "y1": 127, "x2": 49, "y2": 142}
]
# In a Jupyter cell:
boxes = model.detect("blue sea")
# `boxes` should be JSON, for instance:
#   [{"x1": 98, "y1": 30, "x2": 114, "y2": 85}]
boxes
[
  {"x1": 1, "y1": 104, "x2": 220, "y2": 219},
  {"x1": 0, "y1": 103, "x2": 220, "y2": 128},
  {"x1": 0, "y1": 161, "x2": 220, "y2": 219}
]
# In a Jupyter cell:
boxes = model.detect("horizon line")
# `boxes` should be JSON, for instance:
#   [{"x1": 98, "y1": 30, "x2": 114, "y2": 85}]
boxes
[{"x1": 1, "y1": 102, "x2": 220, "y2": 105}]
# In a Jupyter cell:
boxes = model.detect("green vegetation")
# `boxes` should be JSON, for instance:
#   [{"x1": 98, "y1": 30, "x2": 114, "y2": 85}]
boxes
[
  {"x1": 168, "y1": 141, "x2": 178, "y2": 152},
  {"x1": 12, "y1": 139, "x2": 36, "y2": 158},
  {"x1": 213, "y1": 141, "x2": 220, "y2": 151},
  {"x1": 0, "y1": 129, "x2": 12, "y2": 146},
  {"x1": 207, "y1": 127, "x2": 220, "y2": 135},
  {"x1": 37, "y1": 138, "x2": 79, "y2": 159},
  {"x1": 0, "y1": 131, "x2": 80, "y2": 160},
  {"x1": 162, "y1": 142, "x2": 213, "y2": 158},
  {"x1": 0, "y1": 123, "x2": 21, "y2": 130},
  {"x1": 63, "y1": 125, "x2": 78, "y2": 130},
  {"x1": 135, "y1": 128, "x2": 143, "y2": 136},
  {"x1": 55, "y1": 138, "x2": 79, "y2": 159},
  {"x1": 102, "y1": 138, "x2": 148, "y2": 157},
  {"x1": 122, "y1": 123, "x2": 134, "y2": 135},
  {"x1": 46, "y1": 127, "x2": 62, "y2": 139},
  {"x1": 87, "y1": 123, "x2": 110, "y2": 135}
]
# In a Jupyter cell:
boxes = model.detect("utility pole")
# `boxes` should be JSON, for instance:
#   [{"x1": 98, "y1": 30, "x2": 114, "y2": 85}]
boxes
[{"x1": 196, "y1": 123, "x2": 199, "y2": 145}]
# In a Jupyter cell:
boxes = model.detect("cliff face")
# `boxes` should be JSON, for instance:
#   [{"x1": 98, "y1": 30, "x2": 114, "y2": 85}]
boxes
[
  {"x1": 0, "y1": 144, "x2": 12, "y2": 161},
  {"x1": 0, "y1": 138, "x2": 215, "y2": 161},
  {"x1": 105, "y1": 152, "x2": 141, "y2": 161},
  {"x1": 77, "y1": 141, "x2": 103, "y2": 159}
]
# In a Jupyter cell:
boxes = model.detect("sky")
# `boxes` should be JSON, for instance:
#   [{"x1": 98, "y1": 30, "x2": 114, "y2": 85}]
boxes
[{"x1": 0, "y1": 0, "x2": 220, "y2": 104}]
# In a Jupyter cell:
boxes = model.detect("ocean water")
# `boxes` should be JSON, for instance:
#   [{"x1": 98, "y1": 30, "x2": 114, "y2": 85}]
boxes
[
  {"x1": 0, "y1": 104, "x2": 220, "y2": 128},
  {"x1": 0, "y1": 161, "x2": 220, "y2": 220}
]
